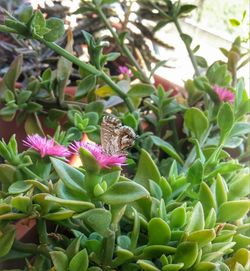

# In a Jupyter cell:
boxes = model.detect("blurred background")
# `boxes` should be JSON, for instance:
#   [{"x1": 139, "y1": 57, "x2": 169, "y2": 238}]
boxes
[{"x1": 0, "y1": 0, "x2": 249, "y2": 92}]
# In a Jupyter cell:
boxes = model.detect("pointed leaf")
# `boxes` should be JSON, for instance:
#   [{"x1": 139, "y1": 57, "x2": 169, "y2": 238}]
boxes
[
  {"x1": 151, "y1": 136, "x2": 184, "y2": 164},
  {"x1": 50, "y1": 251, "x2": 68, "y2": 271},
  {"x1": 218, "y1": 200, "x2": 250, "y2": 222},
  {"x1": 69, "y1": 249, "x2": 89, "y2": 271},
  {"x1": 186, "y1": 202, "x2": 205, "y2": 232},
  {"x1": 50, "y1": 157, "x2": 86, "y2": 195},
  {"x1": 99, "y1": 181, "x2": 149, "y2": 205},
  {"x1": 0, "y1": 225, "x2": 16, "y2": 257},
  {"x1": 134, "y1": 149, "x2": 161, "y2": 187},
  {"x1": 184, "y1": 108, "x2": 208, "y2": 141}
]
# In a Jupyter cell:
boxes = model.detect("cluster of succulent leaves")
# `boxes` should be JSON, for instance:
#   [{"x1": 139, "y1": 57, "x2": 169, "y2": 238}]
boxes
[
  {"x1": 1, "y1": 5, "x2": 65, "y2": 42},
  {"x1": 0, "y1": 92, "x2": 250, "y2": 271},
  {"x1": 0, "y1": 1, "x2": 250, "y2": 271}
]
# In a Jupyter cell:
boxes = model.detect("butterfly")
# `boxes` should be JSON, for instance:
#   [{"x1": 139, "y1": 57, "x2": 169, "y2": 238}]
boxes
[{"x1": 101, "y1": 115, "x2": 137, "y2": 155}]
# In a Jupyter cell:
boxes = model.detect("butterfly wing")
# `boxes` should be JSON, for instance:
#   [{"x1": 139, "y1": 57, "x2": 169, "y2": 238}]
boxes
[
  {"x1": 101, "y1": 115, "x2": 136, "y2": 155},
  {"x1": 101, "y1": 115, "x2": 122, "y2": 155}
]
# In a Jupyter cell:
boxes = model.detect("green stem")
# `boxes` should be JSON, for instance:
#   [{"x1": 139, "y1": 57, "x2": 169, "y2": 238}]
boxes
[
  {"x1": 169, "y1": 119, "x2": 180, "y2": 153},
  {"x1": 33, "y1": 34, "x2": 136, "y2": 113},
  {"x1": 95, "y1": 6, "x2": 150, "y2": 84},
  {"x1": 102, "y1": 229, "x2": 115, "y2": 269},
  {"x1": 34, "y1": 33, "x2": 100, "y2": 75},
  {"x1": 37, "y1": 219, "x2": 48, "y2": 244},
  {"x1": 0, "y1": 24, "x2": 18, "y2": 34},
  {"x1": 173, "y1": 19, "x2": 200, "y2": 77},
  {"x1": 99, "y1": 71, "x2": 135, "y2": 112},
  {"x1": 13, "y1": 240, "x2": 50, "y2": 257}
]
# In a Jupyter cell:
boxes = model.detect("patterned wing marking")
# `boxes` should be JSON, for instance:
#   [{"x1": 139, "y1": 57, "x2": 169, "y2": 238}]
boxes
[{"x1": 101, "y1": 115, "x2": 136, "y2": 155}]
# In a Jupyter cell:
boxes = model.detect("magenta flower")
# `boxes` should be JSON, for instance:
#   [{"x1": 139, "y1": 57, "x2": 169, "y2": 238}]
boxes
[
  {"x1": 213, "y1": 85, "x2": 235, "y2": 103},
  {"x1": 71, "y1": 141, "x2": 127, "y2": 168},
  {"x1": 23, "y1": 134, "x2": 71, "y2": 158},
  {"x1": 118, "y1": 65, "x2": 133, "y2": 77}
]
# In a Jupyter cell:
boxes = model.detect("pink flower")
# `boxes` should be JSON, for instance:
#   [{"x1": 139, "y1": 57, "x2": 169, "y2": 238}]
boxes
[
  {"x1": 118, "y1": 65, "x2": 133, "y2": 77},
  {"x1": 213, "y1": 85, "x2": 235, "y2": 103},
  {"x1": 70, "y1": 141, "x2": 127, "y2": 168},
  {"x1": 23, "y1": 134, "x2": 71, "y2": 158}
]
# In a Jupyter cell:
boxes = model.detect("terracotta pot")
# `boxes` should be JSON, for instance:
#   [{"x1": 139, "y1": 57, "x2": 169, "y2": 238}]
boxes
[
  {"x1": 15, "y1": 218, "x2": 37, "y2": 241},
  {"x1": 153, "y1": 74, "x2": 182, "y2": 96}
]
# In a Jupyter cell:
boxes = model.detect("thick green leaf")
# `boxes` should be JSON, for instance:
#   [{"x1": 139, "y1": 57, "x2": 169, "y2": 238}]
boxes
[
  {"x1": 217, "y1": 103, "x2": 234, "y2": 142},
  {"x1": 228, "y1": 173, "x2": 250, "y2": 200},
  {"x1": 31, "y1": 10, "x2": 47, "y2": 35},
  {"x1": 215, "y1": 174, "x2": 228, "y2": 206},
  {"x1": 186, "y1": 202, "x2": 205, "y2": 232},
  {"x1": 0, "y1": 225, "x2": 16, "y2": 257},
  {"x1": 0, "y1": 164, "x2": 17, "y2": 189},
  {"x1": 187, "y1": 229, "x2": 216, "y2": 247},
  {"x1": 134, "y1": 149, "x2": 161, "y2": 187},
  {"x1": 99, "y1": 181, "x2": 149, "y2": 205},
  {"x1": 217, "y1": 200, "x2": 250, "y2": 222},
  {"x1": 8, "y1": 181, "x2": 33, "y2": 194},
  {"x1": 69, "y1": 249, "x2": 89, "y2": 271},
  {"x1": 73, "y1": 208, "x2": 111, "y2": 235},
  {"x1": 199, "y1": 182, "x2": 216, "y2": 217},
  {"x1": 79, "y1": 147, "x2": 100, "y2": 173},
  {"x1": 187, "y1": 159, "x2": 204, "y2": 185},
  {"x1": 137, "y1": 260, "x2": 161, "y2": 271},
  {"x1": 44, "y1": 17, "x2": 65, "y2": 42},
  {"x1": 153, "y1": 20, "x2": 172, "y2": 33},
  {"x1": 18, "y1": 5, "x2": 33, "y2": 23},
  {"x1": 184, "y1": 108, "x2": 208, "y2": 141},
  {"x1": 143, "y1": 245, "x2": 176, "y2": 259},
  {"x1": 45, "y1": 195, "x2": 94, "y2": 212},
  {"x1": 148, "y1": 218, "x2": 171, "y2": 245},
  {"x1": 206, "y1": 63, "x2": 232, "y2": 86},
  {"x1": 50, "y1": 157, "x2": 86, "y2": 195},
  {"x1": 128, "y1": 84, "x2": 155, "y2": 98},
  {"x1": 65, "y1": 237, "x2": 81, "y2": 261},
  {"x1": 193, "y1": 262, "x2": 217, "y2": 271},
  {"x1": 5, "y1": 18, "x2": 29, "y2": 35},
  {"x1": 0, "y1": 55, "x2": 23, "y2": 96},
  {"x1": 230, "y1": 122, "x2": 250, "y2": 137},
  {"x1": 205, "y1": 162, "x2": 242, "y2": 179},
  {"x1": 50, "y1": 251, "x2": 68, "y2": 271},
  {"x1": 43, "y1": 209, "x2": 75, "y2": 221},
  {"x1": 195, "y1": 56, "x2": 208, "y2": 68},
  {"x1": 0, "y1": 212, "x2": 27, "y2": 220},
  {"x1": 174, "y1": 241, "x2": 198, "y2": 268},
  {"x1": 170, "y1": 207, "x2": 186, "y2": 228},
  {"x1": 162, "y1": 263, "x2": 184, "y2": 271},
  {"x1": 11, "y1": 196, "x2": 31, "y2": 213},
  {"x1": 130, "y1": 208, "x2": 140, "y2": 250},
  {"x1": 205, "y1": 208, "x2": 216, "y2": 229},
  {"x1": 181, "y1": 33, "x2": 192, "y2": 47},
  {"x1": 76, "y1": 75, "x2": 96, "y2": 99},
  {"x1": 179, "y1": 4, "x2": 197, "y2": 14},
  {"x1": 151, "y1": 136, "x2": 184, "y2": 164},
  {"x1": 233, "y1": 234, "x2": 250, "y2": 250}
]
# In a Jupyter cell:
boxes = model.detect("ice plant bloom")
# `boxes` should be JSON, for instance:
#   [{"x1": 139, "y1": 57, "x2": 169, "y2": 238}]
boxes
[
  {"x1": 213, "y1": 85, "x2": 235, "y2": 103},
  {"x1": 23, "y1": 134, "x2": 71, "y2": 158},
  {"x1": 118, "y1": 65, "x2": 133, "y2": 77},
  {"x1": 71, "y1": 141, "x2": 127, "y2": 168}
]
